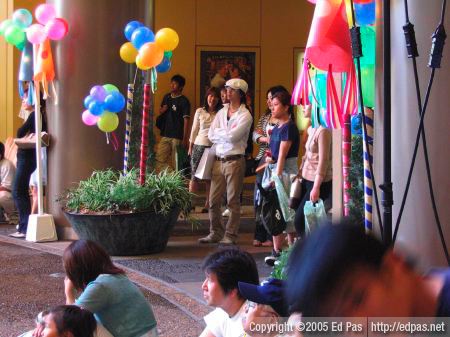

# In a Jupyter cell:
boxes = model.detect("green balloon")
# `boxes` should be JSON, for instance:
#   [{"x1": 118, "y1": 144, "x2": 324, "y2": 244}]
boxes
[
  {"x1": 5, "y1": 24, "x2": 25, "y2": 45},
  {"x1": 164, "y1": 50, "x2": 173, "y2": 59},
  {"x1": 361, "y1": 65, "x2": 375, "y2": 107},
  {"x1": 103, "y1": 84, "x2": 119, "y2": 93},
  {"x1": 360, "y1": 26, "x2": 376, "y2": 66},
  {"x1": 0, "y1": 19, "x2": 12, "y2": 36},
  {"x1": 15, "y1": 39, "x2": 26, "y2": 51}
]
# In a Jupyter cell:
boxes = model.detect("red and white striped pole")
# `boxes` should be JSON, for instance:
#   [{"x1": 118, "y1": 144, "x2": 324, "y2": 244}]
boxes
[{"x1": 139, "y1": 83, "x2": 150, "y2": 185}]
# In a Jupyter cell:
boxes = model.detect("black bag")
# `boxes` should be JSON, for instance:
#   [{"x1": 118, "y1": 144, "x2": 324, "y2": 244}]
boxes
[
  {"x1": 257, "y1": 184, "x2": 286, "y2": 236},
  {"x1": 244, "y1": 157, "x2": 258, "y2": 177},
  {"x1": 156, "y1": 112, "x2": 167, "y2": 131}
]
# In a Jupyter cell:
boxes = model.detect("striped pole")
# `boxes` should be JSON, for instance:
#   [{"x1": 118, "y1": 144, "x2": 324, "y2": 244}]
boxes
[
  {"x1": 363, "y1": 107, "x2": 374, "y2": 232},
  {"x1": 342, "y1": 114, "x2": 351, "y2": 216},
  {"x1": 139, "y1": 83, "x2": 150, "y2": 185},
  {"x1": 123, "y1": 84, "x2": 134, "y2": 175}
]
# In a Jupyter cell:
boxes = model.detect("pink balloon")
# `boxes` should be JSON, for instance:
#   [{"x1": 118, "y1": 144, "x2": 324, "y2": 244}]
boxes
[
  {"x1": 35, "y1": 4, "x2": 56, "y2": 25},
  {"x1": 26, "y1": 23, "x2": 47, "y2": 44},
  {"x1": 45, "y1": 18, "x2": 67, "y2": 40},
  {"x1": 307, "y1": 0, "x2": 317, "y2": 3},
  {"x1": 82, "y1": 110, "x2": 99, "y2": 126}
]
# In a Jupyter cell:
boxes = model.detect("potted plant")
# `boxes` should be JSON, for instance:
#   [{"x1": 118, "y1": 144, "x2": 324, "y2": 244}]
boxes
[{"x1": 60, "y1": 168, "x2": 192, "y2": 256}]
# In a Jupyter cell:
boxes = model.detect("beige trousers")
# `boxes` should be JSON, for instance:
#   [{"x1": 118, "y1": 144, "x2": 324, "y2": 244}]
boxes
[
  {"x1": 155, "y1": 137, "x2": 180, "y2": 172},
  {"x1": 208, "y1": 157, "x2": 245, "y2": 240}
]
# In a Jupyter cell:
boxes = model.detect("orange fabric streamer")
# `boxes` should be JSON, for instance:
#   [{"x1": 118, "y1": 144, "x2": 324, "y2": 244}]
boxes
[{"x1": 33, "y1": 39, "x2": 55, "y2": 99}]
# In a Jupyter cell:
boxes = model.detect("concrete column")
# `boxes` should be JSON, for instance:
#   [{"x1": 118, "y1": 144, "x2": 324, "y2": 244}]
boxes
[
  {"x1": 386, "y1": 0, "x2": 450, "y2": 266},
  {"x1": 46, "y1": 0, "x2": 152, "y2": 239}
]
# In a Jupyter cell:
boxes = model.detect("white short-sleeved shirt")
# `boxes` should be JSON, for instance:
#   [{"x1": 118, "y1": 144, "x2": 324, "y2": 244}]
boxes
[
  {"x1": 203, "y1": 302, "x2": 247, "y2": 337},
  {"x1": 0, "y1": 158, "x2": 15, "y2": 191}
]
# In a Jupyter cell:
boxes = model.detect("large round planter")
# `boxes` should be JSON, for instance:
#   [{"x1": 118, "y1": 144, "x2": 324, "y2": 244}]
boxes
[{"x1": 64, "y1": 208, "x2": 180, "y2": 256}]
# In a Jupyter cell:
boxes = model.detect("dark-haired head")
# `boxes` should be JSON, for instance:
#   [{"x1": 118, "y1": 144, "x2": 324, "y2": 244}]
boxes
[
  {"x1": 171, "y1": 74, "x2": 186, "y2": 88},
  {"x1": 63, "y1": 240, "x2": 124, "y2": 290},
  {"x1": 265, "y1": 85, "x2": 289, "y2": 116},
  {"x1": 0, "y1": 142, "x2": 4, "y2": 160},
  {"x1": 272, "y1": 90, "x2": 294, "y2": 121},
  {"x1": 286, "y1": 221, "x2": 390, "y2": 316},
  {"x1": 202, "y1": 248, "x2": 259, "y2": 298},
  {"x1": 48, "y1": 305, "x2": 96, "y2": 337},
  {"x1": 203, "y1": 87, "x2": 222, "y2": 112}
]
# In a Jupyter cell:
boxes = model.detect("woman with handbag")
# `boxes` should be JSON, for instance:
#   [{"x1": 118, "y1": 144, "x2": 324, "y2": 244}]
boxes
[
  {"x1": 188, "y1": 87, "x2": 221, "y2": 212},
  {"x1": 9, "y1": 94, "x2": 47, "y2": 238},
  {"x1": 262, "y1": 90, "x2": 299, "y2": 266},
  {"x1": 293, "y1": 105, "x2": 332, "y2": 238},
  {"x1": 251, "y1": 86, "x2": 287, "y2": 247}
]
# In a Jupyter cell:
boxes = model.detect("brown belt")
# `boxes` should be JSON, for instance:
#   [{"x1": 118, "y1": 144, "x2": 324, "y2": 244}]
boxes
[{"x1": 215, "y1": 154, "x2": 244, "y2": 162}]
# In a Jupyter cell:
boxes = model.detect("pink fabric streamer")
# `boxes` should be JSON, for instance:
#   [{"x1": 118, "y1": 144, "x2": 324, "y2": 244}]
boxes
[
  {"x1": 291, "y1": 57, "x2": 310, "y2": 106},
  {"x1": 326, "y1": 64, "x2": 343, "y2": 129},
  {"x1": 342, "y1": 63, "x2": 358, "y2": 116}
]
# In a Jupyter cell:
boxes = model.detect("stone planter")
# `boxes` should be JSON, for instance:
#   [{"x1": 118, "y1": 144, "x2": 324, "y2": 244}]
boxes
[{"x1": 64, "y1": 208, "x2": 180, "y2": 256}]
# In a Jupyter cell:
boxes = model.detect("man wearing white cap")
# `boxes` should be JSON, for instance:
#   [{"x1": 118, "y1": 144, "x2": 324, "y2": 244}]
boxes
[{"x1": 199, "y1": 78, "x2": 253, "y2": 245}]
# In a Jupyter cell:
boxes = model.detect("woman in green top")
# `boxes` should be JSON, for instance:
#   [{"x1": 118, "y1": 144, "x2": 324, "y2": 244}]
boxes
[{"x1": 63, "y1": 240, "x2": 158, "y2": 337}]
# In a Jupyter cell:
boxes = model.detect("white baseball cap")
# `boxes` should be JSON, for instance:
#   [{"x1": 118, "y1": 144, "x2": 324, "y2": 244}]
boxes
[{"x1": 225, "y1": 78, "x2": 248, "y2": 94}]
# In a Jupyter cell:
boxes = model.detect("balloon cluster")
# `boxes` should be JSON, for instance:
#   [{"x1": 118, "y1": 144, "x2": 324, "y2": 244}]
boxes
[
  {"x1": 82, "y1": 84, "x2": 125, "y2": 133},
  {"x1": 119, "y1": 21, "x2": 179, "y2": 73},
  {"x1": 0, "y1": 4, "x2": 68, "y2": 50}
]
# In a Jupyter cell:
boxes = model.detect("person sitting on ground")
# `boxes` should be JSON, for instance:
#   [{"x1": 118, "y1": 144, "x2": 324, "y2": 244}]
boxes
[
  {"x1": 0, "y1": 141, "x2": 17, "y2": 225},
  {"x1": 199, "y1": 248, "x2": 259, "y2": 337},
  {"x1": 286, "y1": 221, "x2": 450, "y2": 317},
  {"x1": 63, "y1": 240, "x2": 158, "y2": 337},
  {"x1": 21, "y1": 305, "x2": 97, "y2": 337},
  {"x1": 239, "y1": 278, "x2": 289, "y2": 337}
]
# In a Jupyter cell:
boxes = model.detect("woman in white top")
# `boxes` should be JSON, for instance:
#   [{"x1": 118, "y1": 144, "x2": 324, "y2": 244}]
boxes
[{"x1": 188, "y1": 87, "x2": 222, "y2": 212}]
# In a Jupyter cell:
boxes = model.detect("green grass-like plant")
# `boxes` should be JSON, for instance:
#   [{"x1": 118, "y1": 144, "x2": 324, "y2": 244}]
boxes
[{"x1": 61, "y1": 168, "x2": 192, "y2": 216}]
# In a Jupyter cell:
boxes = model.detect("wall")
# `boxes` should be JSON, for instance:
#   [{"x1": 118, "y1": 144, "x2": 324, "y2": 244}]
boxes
[{"x1": 153, "y1": 0, "x2": 315, "y2": 142}]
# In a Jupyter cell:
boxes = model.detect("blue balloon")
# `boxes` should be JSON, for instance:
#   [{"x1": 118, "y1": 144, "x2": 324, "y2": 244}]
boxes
[
  {"x1": 355, "y1": 2, "x2": 375, "y2": 26},
  {"x1": 84, "y1": 95, "x2": 95, "y2": 109},
  {"x1": 131, "y1": 26, "x2": 155, "y2": 50},
  {"x1": 351, "y1": 113, "x2": 363, "y2": 135},
  {"x1": 104, "y1": 92, "x2": 125, "y2": 113},
  {"x1": 124, "y1": 20, "x2": 143, "y2": 41},
  {"x1": 156, "y1": 57, "x2": 172, "y2": 73},
  {"x1": 88, "y1": 100, "x2": 105, "y2": 116}
]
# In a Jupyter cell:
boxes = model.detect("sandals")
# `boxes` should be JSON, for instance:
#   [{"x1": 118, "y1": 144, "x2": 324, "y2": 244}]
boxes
[
  {"x1": 261, "y1": 240, "x2": 273, "y2": 247},
  {"x1": 253, "y1": 240, "x2": 262, "y2": 247}
]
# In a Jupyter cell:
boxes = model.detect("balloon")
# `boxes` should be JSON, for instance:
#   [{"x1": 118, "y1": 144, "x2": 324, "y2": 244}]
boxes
[
  {"x1": 5, "y1": 24, "x2": 26, "y2": 45},
  {"x1": 354, "y1": 0, "x2": 374, "y2": 3},
  {"x1": 136, "y1": 54, "x2": 150, "y2": 70},
  {"x1": 88, "y1": 100, "x2": 105, "y2": 116},
  {"x1": 103, "y1": 84, "x2": 119, "y2": 93},
  {"x1": 355, "y1": 1, "x2": 375, "y2": 25},
  {"x1": 119, "y1": 42, "x2": 138, "y2": 63},
  {"x1": 82, "y1": 110, "x2": 99, "y2": 126},
  {"x1": 360, "y1": 26, "x2": 376, "y2": 66},
  {"x1": 360, "y1": 65, "x2": 375, "y2": 107},
  {"x1": 131, "y1": 26, "x2": 155, "y2": 50},
  {"x1": 12, "y1": 9, "x2": 33, "y2": 29},
  {"x1": 45, "y1": 18, "x2": 68, "y2": 40},
  {"x1": 124, "y1": 20, "x2": 143, "y2": 41},
  {"x1": 155, "y1": 28, "x2": 179, "y2": 51},
  {"x1": 26, "y1": 23, "x2": 47, "y2": 44},
  {"x1": 164, "y1": 50, "x2": 173, "y2": 59},
  {"x1": 35, "y1": 4, "x2": 56, "y2": 25},
  {"x1": 307, "y1": 0, "x2": 317, "y2": 3},
  {"x1": 84, "y1": 95, "x2": 95, "y2": 109},
  {"x1": 138, "y1": 42, "x2": 164, "y2": 69},
  {"x1": 155, "y1": 56, "x2": 171, "y2": 73},
  {"x1": 15, "y1": 39, "x2": 26, "y2": 51},
  {"x1": 97, "y1": 112, "x2": 119, "y2": 132},
  {"x1": 0, "y1": 19, "x2": 12, "y2": 36},
  {"x1": 90, "y1": 85, "x2": 107, "y2": 102},
  {"x1": 104, "y1": 91, "x2": 125, "y2": 113}
]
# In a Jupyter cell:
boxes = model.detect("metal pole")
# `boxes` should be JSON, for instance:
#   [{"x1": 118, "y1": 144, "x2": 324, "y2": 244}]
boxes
[{"x1": 381, "y1": 0, "x2": 393, "y2": 245}]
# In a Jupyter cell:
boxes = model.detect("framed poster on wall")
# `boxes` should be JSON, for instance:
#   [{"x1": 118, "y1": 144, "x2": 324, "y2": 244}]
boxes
[{"x1": 196, "y1": 47, "x2": 259, "y2": 116}]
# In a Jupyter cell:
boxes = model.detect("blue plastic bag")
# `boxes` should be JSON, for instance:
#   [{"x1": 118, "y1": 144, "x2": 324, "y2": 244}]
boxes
[{"x1": 304, "y1": 198, "x2": 327, "y2": 234}]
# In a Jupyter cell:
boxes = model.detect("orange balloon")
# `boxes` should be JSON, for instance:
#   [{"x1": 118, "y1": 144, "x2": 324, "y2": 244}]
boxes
[
  {"x1": 138, "y1": 42, "x2": 164, "y2": 69},
  {"x1": 120, "y1": 42, "x2": 138, "y2": 63},
  {"x1": 136, "y1": 54, "x2": 151, "y2": 70}
]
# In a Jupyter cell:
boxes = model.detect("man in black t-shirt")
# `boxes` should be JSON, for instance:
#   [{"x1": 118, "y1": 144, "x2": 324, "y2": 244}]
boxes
[{"x1": 155, "y1": 74, "x2": 191, "y2": 172}]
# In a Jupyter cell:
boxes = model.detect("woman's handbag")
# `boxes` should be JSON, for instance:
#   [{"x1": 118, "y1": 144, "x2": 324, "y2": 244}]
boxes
[
  {"x1": 289, "y1": 176, "x2": 302, "y2": 209},
  {"x1": 244, "y1": 157, "x2": 258, "y2": 177},
  {"x1": 257, "y1": 184, "x2": 287, "y2": 236},
  {"x1": 14, "y1": 132, "x2": 50, "y2": 149},
  {"x1": 194, "y1": 146, "x2": 216, "y2": 180}
]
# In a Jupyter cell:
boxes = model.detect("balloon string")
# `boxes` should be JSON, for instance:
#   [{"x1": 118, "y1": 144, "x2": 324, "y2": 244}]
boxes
[
  {"x1": 106, "y1": 132, "x2": 110, "y2": 144},
  {"x1": 151, "y1": 68, "x2": 157, "y2": 93},
  {"x1": 51, "y1": 81, "x2": 58, "y2": 105}
]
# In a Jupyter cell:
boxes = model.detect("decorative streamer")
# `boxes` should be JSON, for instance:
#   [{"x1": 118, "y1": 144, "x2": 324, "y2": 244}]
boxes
[
  {"x1": 291, "y1": 57, "x2": 310, "y2": 106},
  {"x1": 150, "y1": 67, "x2": 158, "y2": 93},
  {"x1": 325, "y1": 65, "x2": 343, "y2": 129},
  {"x1": 123, "y1": 84, "x2": 134, "y2": 175},
  {"x1": 342, "y1": 114, "x2": 352, "y2": 216},
  {"x1": 363, "y1": 107, "x2": 374, "y2": 232},
  {"x1": 139, "y1": 83, "x2": 150, "y2": 185}
]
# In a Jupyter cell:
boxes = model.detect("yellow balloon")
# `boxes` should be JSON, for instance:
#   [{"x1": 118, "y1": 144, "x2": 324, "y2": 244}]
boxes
[
  {"x1": 136, "y1": 54, "x2": 151, "y2": 70},
  {"x1": 155, "y1": 28, "x2": 179, "y2": 51},
  {"x1": 97, "y1": 112, "x2": 119, "y2": 132},
  {"x1": 120, "y1": 42, "x2": 138, "y2": 64}
]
